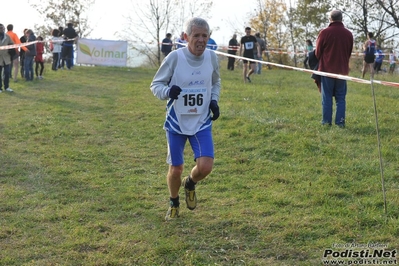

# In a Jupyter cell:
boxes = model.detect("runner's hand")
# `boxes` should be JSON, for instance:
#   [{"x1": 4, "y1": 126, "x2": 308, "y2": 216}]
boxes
[
  {"x1": 210, "y1": 100, "x2": 220, "y2": 121},
  {"x1": 168, "y1": 85, "x2": 182, "y2": 99}
]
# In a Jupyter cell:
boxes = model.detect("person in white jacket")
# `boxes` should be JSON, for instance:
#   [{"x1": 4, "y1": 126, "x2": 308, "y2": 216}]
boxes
[
  {"x1": 150, "y1": 17, "x2": 221, "y2": 221},
  {"x1": 389, "y1": 50, "x2": 396, "y2": 74},
  {"x1": 50, "y1": 29, "x2": 63, "y2": 70}
]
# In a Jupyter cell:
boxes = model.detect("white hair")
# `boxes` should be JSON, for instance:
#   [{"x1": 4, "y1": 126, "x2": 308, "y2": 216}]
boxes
[{"x1": 185, "y1": 17, "x2": 210, "y2": 36}]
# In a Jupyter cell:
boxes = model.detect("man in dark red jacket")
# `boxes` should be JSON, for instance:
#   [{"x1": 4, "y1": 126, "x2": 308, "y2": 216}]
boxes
[{"x1": 315, "y1": 10, "x2": 353, "y2": 128}]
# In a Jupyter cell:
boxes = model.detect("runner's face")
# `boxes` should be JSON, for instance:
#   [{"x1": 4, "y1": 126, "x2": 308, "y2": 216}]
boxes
[{"x1": 185, "y1": 26, "x2": 209, "y2": 56}]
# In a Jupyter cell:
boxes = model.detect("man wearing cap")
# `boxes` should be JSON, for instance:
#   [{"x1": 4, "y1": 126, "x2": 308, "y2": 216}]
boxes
[{"x1": 240, "y1": 27, "x2": 261, "y2": 83}]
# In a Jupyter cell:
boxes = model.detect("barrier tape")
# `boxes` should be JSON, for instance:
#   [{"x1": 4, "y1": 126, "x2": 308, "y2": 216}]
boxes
[
  {"x1": 5, "y1": 39, "x2": 393, "y2": 59},
  {"x1": 6, "y1": 38, "x2": 390, "y2": 60},
  {"x1": 179, "y1": 44, "x2": 395, "y2": 58},
  {"x1": 0, "y1": 37, "x2": 77, "y2": 50},
  {"x1": 214, "y1": 49, "x2": 399, "y2": 88},
  {"x1": 1, "y1": 38, "x2": 398, "y2": 88}
]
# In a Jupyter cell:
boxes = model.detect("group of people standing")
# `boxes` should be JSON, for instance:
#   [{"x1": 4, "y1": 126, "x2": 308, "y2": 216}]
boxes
[
  {"x1": 161, "y1": 31, "x2": 218, "y2": 58},
  {"x1": 0, "y1": 24, "x2": 42, "y2": 92},
  {"x1": 309, "y1": 11, "x2": 396, "y2": 128},
  {"x1": 306, "y1": 31, "x2": 396, "y2": 78},
  {"x1": 225, "y1": 12, "x2": 353, "y2": 128},
  {"x1": 162, "y1": 27, "x2": 267, "y2": 85},
  {"x1": 160, "y1": 32, "x2": 188, "y2": 58},
  {"x1": 364, "y1": 39, "x2": 397, "y2": 76},
  {"x1": 0, "y1": 22, "x2": 78, "y2": 93},
  {"x1": 49, "y1": 22, "x2": 78, "y2": 71}
]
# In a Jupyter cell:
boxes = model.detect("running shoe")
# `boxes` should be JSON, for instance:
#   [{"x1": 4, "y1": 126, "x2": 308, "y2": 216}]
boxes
[
  {"x1": 182, "y1": 176, "x2": 197, "y2": 210},
  {"x1": 165, "y1": 206, "x2": 179, "y2": 221}
]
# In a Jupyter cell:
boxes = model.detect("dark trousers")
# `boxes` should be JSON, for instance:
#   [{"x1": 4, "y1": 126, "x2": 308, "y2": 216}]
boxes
[
  {"x1": 52, "y1": 53, "x2": 60, "y2": 70},
  {"x1": 304, "y1": 57, "x2": 309, "y2": 69},
  {"x1": 63, "y1": 44, "x2": 74, "y2": 69},
  {"x1": 374, "y1": 61, "x2": 382, "y2": 72},
  {"x1": 35, "y1": 61, "x2": 44, "y2": 76},
  {"x1": 227, "y1": 54, "x2": 236, "y2": 70},
  {"x1": 9, "y1": 60, "x2": 13, "y2": 78},
  {"x1": 20, "y1": 54, "x2": 25, "y2": 78},
  {"x1": 0, "y1": 64, "x2": 10, "y2": 90}
]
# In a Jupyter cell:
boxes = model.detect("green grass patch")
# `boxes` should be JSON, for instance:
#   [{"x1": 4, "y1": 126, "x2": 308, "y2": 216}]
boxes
[{"x1": 1, "y1": 62, "x2": 398, "y2": 265}]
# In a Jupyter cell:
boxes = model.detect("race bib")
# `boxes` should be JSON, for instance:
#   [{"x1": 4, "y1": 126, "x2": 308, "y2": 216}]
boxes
[
  {"x1": 174, "y1": 87, "x2": 208, "y2": 115},
  {"x1": 245, "y1": 42, "x2": 254, "y2": 50}
]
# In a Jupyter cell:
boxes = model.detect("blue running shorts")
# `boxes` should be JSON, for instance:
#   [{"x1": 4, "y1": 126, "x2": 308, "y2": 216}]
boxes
[{"x1": 166, "y1": 127, "x2": 214, "y2": 166}]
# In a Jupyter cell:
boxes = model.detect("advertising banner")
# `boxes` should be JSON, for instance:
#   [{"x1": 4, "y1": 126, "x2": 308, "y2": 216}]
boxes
[{"x1": 77, "y1": 39, "x2": 128, "y2": 67}]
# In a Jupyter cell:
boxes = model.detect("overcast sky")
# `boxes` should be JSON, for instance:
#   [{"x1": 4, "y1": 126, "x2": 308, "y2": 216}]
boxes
[{"x1": 4, "y1": 0, "x2": 255, "y2": 46}]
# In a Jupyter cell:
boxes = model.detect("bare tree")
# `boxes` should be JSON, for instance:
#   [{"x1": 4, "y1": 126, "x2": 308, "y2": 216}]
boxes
[
  {"x1": 121, "y1": 0, "x2": 175, "y2": 67},
  {"x1": 120, "y1": 0, "x2": 213, "y2": 67},
  {"x1": 376, "y1": 0, "x2": 399, "y2": 29},
  {"x1": 31, "y1": 0, "x2": 94, "y2": 39},
  {"x1": 173, "y1": 0, "x2": 213, "y2": 33},
  {"x1": 336, "y1": 0, "x2": 398, "y2": 49}
]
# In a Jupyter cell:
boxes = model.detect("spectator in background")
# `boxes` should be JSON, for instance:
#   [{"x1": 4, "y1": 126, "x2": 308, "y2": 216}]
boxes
[
  {"x1": 361, "y1": 32, "x2": 377, "y2": 79},
  {"x1": 161, "y1": 33, "x2": 173, "y2": 57},
  {"x1": 389, "y1": 51, "x2": 396, "y2": 74},
  {"x1": 240, "y1": 26, "x2": 261, "y2": 83},
  {"x1": 6, "y1": 24, "x2": 27, "y2": 82},
  {"x1": 315, "y1": 10, "x2": 353, "y2": 128},
  {"x1": 24, "y1": 29, "x2": 36, "y2": 81},
  {"x1": 62, "y1": 22, "x2": 78, "y2": 69},
  {"x1": 303, "y1": 39, "x2": 314, "y2": 69},
  {"x1": 0, "y1": 23, "x2": 14, "y2": 92},
  {"x1": 19, "y1": 29, "x2": 28, "y2": 78},
  {"x1": 227, "y1": 33, "x2": 238, "y2": 70},
  {"x1": 50, "y1": 29, "x2": 63, "y2": 70},
  {"x1": 58, "y1": 26, "x2": 65, "y2": 69},
  {"x1": 373, "y1": 45, "x2": 384, "y2": 74},
  {"x1": 175, "y1": 32, "x2": 186, "y2": 49},
  {"x1": 35, "y1": 36, "x2": 44, "y2": 79},
  {"x1": 206, "y1": 31, "x2": 217, "y2": 50},
  {"x1": 254, "y1": 32, "x2": 266, "y2": 74}
]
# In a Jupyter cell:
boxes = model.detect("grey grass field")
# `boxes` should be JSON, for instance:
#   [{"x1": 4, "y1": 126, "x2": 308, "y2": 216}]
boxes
[{"x1": 1, "y1": 61, "x2": 398, "y2": 265}]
